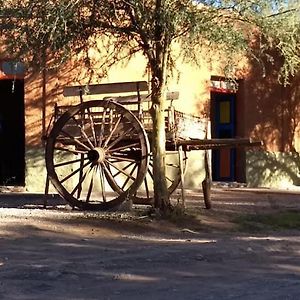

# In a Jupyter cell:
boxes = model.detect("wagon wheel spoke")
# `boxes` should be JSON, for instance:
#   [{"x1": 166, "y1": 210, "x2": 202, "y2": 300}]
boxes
[
  {"x1": 86, "y1": 165, "x2": 97, "y2": 203},
  {"x1": 108, "y1": 155, "x2": 137, "y2": 163},
  {"x1": 147, "y1": 167, "x2": 154, "y2": 180},
  {"x1": 100, "y1": 164, "x2": 110, "y2": 202},
  {"x1": 76, "y1": 154, "x2": 86, "y2": 199},
  {"x1": 105, "y1": 159, "x2": 136, "y2": 181},
  {"x1": 98, "y1": 106, "x2": 108, "y2": 147},
  {"x1": 60, "y1": 129, "x2": 91, "y2": 151},
  {"x1": 60, "y1": 160, "x2": 91, "y2": 184},
  {"x1": 109, "y1": 142, "x2": 140, "y2": 152},
  {"x1": 54, "y1": 157, "x2": 89, "y2": 168},
  {"x1": 54, "y1": 146, "x2": 87, "y2": 155},
  {"x1": 71, "y1": 116, "x2": 95, "y2": 149},
  {"x1": 109, "y1": 161, "x2": 135, "y2": 179},
  {"x1": 166, "y1": 174, "x2": 174, "y2": 184},
  {"x1": 70, "y1": 163, "x2": 91, "y2": 196},
  {"x1": 86, "y1": 107, "x2": 98, "y2": 146},
  {"x1": 143, "y1": 177, "x2": 150, "y2": 199},
  {"x1": 121, "y1": 164, "x2": 138, "y2": 190},
  {"x1": 102, "y1": 115, "x2": 123, "y2": 148},
  {"x1": 106, "y1": 127, "x2": 134, "y2": 150}
]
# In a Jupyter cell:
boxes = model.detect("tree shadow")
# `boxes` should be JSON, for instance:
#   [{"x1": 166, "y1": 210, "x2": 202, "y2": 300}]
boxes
[
  {"x1": 245, "y1": 49, "x2": 300, "y2": 153},
  {"x1": 247, "y1": 150, "x2": 300, "y2": 187}
]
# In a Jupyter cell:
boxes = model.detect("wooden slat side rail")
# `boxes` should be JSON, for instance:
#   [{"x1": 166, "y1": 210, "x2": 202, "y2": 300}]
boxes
[
  {"x1": 103, "y1": 94, "x2": 150, "y2": 104},
  {"x1": 103, "y1": 91, "x2": 179, "y2": 104},
  {"x1": 63, "y1": 81, "x2": 148, "y2": 97},
  {"x1": 177, "y1": 138, "x2": 263, "y2": 150}
]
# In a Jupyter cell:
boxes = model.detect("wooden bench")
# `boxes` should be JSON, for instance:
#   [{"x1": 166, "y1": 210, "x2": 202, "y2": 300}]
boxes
[
  {"x1": 63, "y1": 81, "x2": 179, "y2": 102},
  {"x1": 53, "y1": 81, "x2": 179, "y2": 134},
  {"x1": 58, "y1": 81, "x2": 179, "y2": 119},
  {"x1": 63, "y1": 81, "x2": 149, "y2": 98}
]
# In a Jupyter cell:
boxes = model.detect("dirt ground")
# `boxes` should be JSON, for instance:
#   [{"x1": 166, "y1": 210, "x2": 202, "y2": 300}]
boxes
[{"x1": 0, "y1": 187, "x2": 300, "y2": 300}]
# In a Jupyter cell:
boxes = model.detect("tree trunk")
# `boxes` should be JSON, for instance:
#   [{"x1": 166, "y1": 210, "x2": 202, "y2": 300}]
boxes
[
  {"x1": 150, "y1": 51, "x2": 170, "y2": 211},
  {"x1": 150, "y1": 82, "x2": 170, "y2": 211},
  {"x1": 149, "y1": 0, "x2": 171, "y2": 212}
]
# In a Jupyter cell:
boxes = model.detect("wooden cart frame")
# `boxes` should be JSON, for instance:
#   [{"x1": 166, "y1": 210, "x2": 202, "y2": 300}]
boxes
[{"x1": 45, "y1": 81, "x2": 261, "y2": 210}]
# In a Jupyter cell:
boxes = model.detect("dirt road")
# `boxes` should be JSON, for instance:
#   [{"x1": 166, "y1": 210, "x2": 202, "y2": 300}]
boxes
[{"x1": 0, "y1": 188, "x2": 300, "y2": 299}]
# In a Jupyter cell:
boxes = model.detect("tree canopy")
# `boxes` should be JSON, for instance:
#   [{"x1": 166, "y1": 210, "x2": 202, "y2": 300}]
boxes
[{"x1": 0, "y1": 0, "x2": 299, "y2": 80}]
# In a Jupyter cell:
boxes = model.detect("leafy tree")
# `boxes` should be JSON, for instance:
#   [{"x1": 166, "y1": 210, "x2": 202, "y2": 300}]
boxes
[{"x1": 0, "y1": 0, "x2": 299, "y2": 212}]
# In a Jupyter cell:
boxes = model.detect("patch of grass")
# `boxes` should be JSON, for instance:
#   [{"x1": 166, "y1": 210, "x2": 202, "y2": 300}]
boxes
[
  {"x1": 233, "y1": 210, "x2": 300, "y2": 232},
  {"x1": 154, "y1": 204, "x2": 201, "y2": 228}
]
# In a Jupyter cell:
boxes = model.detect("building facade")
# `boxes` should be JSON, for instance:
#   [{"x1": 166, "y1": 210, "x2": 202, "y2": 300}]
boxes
[{"x1": 0, "y1": 51, "x2": 299, "y2": 193}]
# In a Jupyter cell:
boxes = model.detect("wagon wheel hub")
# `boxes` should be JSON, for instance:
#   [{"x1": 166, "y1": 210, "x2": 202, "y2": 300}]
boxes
[{"x1": 87, "y1": 147, "x2": 106, "y2": 163}]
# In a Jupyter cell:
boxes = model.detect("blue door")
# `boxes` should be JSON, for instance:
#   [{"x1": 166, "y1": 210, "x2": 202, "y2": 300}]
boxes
[{"x1": 211, "y1": 92, "x2": 236, "y2": 181}]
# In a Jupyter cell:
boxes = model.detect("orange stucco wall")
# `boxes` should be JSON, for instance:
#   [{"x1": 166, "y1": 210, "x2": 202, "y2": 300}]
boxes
[
  {"x1": 24, "y1": 52, "x2": 217, "y2": 148},
  {"x1": 238, "y1": 52, "x2": 300, "y2": 153}
]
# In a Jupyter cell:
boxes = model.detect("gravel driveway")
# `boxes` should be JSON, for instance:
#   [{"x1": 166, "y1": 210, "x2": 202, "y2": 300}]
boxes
[{"x1": 0, "y1": 188, "x2": 300, "y2": 300}]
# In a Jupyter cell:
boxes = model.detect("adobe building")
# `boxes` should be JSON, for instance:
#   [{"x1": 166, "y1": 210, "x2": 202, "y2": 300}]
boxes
[{"x1": 0, "y1": 50, "x2": 299, "y2": 194}]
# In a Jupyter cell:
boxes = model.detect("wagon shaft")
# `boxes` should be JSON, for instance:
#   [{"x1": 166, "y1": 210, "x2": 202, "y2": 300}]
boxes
[{"x1": 177, "y1": 138, "x2": 263, "y2": 150}]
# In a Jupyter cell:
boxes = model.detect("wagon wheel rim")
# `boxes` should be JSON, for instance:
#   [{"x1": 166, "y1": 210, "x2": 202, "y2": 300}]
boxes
[{"x1": 45, "y1": 100, "x2": 149, "y2": 210}]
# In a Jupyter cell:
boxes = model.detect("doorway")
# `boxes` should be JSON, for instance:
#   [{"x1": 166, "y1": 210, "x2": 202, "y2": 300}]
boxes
[
  {"x1": 211, "y1": 91, "x2": 236, "y2": 181},
  {"x1": 0, "y1": 79, "x2": 25, "y2": 185}
]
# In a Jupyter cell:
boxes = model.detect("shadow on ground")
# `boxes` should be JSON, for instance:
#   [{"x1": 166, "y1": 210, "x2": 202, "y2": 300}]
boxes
[{"x1": 1, "y1": 188, "x2": 300, "y2": 299}]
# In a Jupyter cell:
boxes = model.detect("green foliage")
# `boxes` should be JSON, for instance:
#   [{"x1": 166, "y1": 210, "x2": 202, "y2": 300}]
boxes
[{"x1": 0, "y1": 0, "x2": 299, "y2": 81}]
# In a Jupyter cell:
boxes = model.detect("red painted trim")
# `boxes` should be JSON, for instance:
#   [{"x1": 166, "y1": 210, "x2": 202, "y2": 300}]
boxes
[
  {"x1": 0, "y1": 60, "x2": 25, "y2": 80},
  {"x1": 0, "y1": 74, "x2": 24, "y2": 80},
  {"x1": 210, "y1": 87, "x2": 236, "y2": 94}
]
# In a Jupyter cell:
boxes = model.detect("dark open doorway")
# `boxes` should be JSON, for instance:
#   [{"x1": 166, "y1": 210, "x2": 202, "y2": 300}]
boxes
[{"x1": 0, "y1": 79, "x2": 25, "y2": 185}]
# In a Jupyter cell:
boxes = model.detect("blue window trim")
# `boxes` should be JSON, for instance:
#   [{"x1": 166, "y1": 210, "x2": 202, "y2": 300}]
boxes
[{"x1": 212, "y1": 92, "x2": 236, "y2": 181}]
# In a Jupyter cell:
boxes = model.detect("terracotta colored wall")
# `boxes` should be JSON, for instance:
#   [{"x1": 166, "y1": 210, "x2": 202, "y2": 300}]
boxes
[{"x1": 243, "y1": 59, "x2": 300, "y2": 153}]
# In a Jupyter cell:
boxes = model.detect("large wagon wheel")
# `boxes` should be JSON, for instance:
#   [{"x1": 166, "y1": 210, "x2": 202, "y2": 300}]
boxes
[{"x1": 45, "y1": 100, "x2": 150, "y2": 210}]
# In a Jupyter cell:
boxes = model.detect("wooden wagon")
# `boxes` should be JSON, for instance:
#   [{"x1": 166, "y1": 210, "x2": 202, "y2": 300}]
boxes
[{"x1": 45, "y1": 81, "x2": 261, "y2": 210}]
